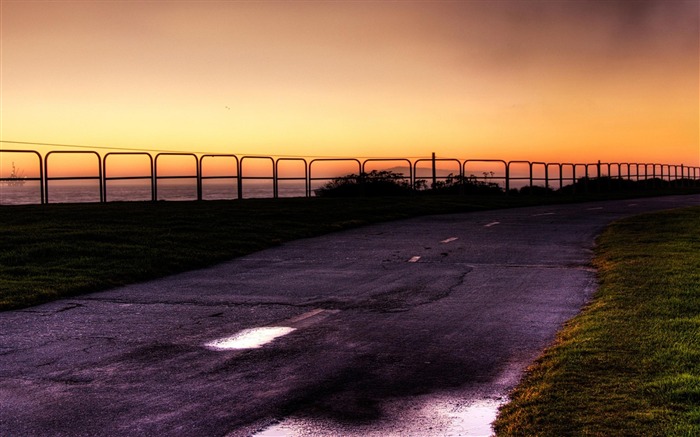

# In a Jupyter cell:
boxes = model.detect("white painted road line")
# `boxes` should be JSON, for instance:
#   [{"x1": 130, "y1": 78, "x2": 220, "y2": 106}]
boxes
[
  {"x1": 532, "y1": 212, "x2": 556, "y2": 217},
  {"x1": 286, "y1": 308, "x2": 327, "y2": 324},
  {"x1": 408, "y1": 256, "x2": 421, "y2": 263},
  {"x1": 484, "y1": 222, "x2": 500, "y2": 227},
  {"x1": 441, "y1": 237, "x2": 458, "y2": 243}
]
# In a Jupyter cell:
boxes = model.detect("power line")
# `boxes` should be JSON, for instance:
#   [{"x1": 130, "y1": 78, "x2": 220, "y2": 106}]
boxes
[{"x1": 0, "y1": 140, "x2": 436, "y2": 160}]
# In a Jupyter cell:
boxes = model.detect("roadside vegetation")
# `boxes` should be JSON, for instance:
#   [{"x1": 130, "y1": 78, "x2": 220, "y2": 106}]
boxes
[{"x1": 494, "y1": 206, "x2": 700, "y2": 436}]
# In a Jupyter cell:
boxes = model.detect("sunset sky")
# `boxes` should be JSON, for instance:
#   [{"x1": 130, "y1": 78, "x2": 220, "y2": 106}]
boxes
[{"x1": 1, "y1": 0, "x2": 698, "y2": 166}]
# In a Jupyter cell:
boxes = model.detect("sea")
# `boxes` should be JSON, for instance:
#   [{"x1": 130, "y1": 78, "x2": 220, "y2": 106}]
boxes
[{"x1": 0, "y1": 180, "x2": 315, "y2": 206}]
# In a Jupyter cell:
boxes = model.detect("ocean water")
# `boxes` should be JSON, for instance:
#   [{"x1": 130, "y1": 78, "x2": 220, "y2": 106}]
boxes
[{"x1": 0, "y1": 180, "x2": 313, "y2": 205}]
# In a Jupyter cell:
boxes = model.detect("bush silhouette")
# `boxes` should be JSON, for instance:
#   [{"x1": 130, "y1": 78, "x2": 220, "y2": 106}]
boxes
[
  {"x1": 315, "y1": 171, "x2": 505, "y2": 197},
  {"x1": 314, "y1": 170, "x2": 413, "y2": 197},
  {"x1": 429, "y1": 173, "x2": 503, "y2": 195}
]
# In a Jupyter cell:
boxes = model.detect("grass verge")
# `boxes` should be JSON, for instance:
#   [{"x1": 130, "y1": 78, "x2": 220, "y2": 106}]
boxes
[{"x1": 494, "y1": 206, "x2": 700, "y2": 436}]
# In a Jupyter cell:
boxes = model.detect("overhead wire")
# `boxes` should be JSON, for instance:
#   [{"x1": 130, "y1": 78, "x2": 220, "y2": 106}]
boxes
[{"x1": 0, "y1": 140, "x2": 440, "y2": 160}]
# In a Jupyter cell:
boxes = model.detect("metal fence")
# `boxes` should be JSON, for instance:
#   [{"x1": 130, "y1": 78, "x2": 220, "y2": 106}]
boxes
[{"x1": 1, "y1": 145, "x2": 699, "y2": 204}]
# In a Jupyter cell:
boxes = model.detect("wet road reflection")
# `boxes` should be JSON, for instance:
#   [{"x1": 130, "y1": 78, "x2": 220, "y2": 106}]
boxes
[
  {"x1": 251, "y1": 396, "x2": 504, "y2": 436},
  {"x1": 206, "y1": 326, "x2": 296, "y2": 350}
]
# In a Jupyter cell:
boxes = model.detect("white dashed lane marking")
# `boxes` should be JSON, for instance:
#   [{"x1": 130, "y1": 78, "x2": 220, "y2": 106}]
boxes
[
  {"x1": 287, "y1": 308, "x2": 327, "y2": 324},
  {"x1": 408, "y1": 256, "x2": 421, "y2": 263},
  {"x1": 532, "y1": 212, "x2": 556, "y2": 217},
  {"x1": 441, "y1": 237, "x2": 458, "y2": 243},
  {"x1": 484, "y1": 222, "x2": 500, "y2": 227}
]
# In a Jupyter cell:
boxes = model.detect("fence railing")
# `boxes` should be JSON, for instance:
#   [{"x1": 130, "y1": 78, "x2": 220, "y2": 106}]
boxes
[{"x1": 1, "y1": 146, "x2": 699, "y2": 205}]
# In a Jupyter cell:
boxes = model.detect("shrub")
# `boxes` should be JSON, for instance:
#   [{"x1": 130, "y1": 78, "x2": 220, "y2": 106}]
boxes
[
  {"x1": 314, "y1": 170, "x2": 413, "y2": 197},
  {"x1": 429, "y1": 173, "x2": 503, "y2": 195}
]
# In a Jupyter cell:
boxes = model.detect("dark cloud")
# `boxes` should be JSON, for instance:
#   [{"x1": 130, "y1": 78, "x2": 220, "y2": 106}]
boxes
[
  {"x1": 574, "y1": 0, "x2": 699, "y2": 52},
  {"x1": 412, "y1": 0, "x2": 697, "y2": 72}
]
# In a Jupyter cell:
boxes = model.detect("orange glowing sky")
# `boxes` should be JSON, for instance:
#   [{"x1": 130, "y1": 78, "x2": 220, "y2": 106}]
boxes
[{"x1": 1, "y1": 0, "x2": 698, "y2": 165}]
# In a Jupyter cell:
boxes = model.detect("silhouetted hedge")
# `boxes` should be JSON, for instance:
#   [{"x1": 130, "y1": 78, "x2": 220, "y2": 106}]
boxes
[
  {"x1": 315, "y1": 171, "x2": 700, "y2": 198},
  {"x1": 429, "y1": 173, "x2": 503, "y2": 195},
  {"x1": 314, "y1": 170, "x2": 414, "y2": 197},
  {"x1": 315, "y1": 171, "x2": 505, "y2": 197}
]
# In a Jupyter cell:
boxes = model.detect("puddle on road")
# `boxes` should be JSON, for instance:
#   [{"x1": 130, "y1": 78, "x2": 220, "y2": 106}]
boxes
[
  {"x1": 252, "y1": 397, "x2": 504, "y2": 436},
  {"x1": 205, "y1": 326, "x2": 296, "y2": 350},
  {"x1": 440, "y1": 398, "x2": 503, "y2": 436}
]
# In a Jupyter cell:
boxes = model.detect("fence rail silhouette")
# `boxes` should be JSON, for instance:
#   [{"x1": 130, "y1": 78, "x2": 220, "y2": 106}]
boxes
[{"x1": 2, "y1": 144, "x2": 699, "y2": 205}]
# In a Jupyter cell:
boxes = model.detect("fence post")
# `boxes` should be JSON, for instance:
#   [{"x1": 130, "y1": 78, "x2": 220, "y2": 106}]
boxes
[
  {"x1": 505, "y1": 164, "x2": 510, "y2": 193},
  {"x1": 237, "y1": 160, "x2": 243, "y2": 200},
  {"x1": 431, "y1": 152, "x2": 437, "y2": 189},
  {"x1": 196, "y1": 156, "x2": 203, "y2": 201},
  {"x1": 681, "y1": 164, "x2": 685, "y2": 187}
]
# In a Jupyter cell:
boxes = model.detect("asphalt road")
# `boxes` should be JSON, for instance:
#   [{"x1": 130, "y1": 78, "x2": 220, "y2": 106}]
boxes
[{"x1": 2, "y1": 194, "x2": 699, "y2": 436}]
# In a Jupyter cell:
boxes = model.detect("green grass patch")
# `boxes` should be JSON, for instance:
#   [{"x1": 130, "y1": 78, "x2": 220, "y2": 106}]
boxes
[{"x1": 494, "y1": 206, "x2": 700, "y2": 436}]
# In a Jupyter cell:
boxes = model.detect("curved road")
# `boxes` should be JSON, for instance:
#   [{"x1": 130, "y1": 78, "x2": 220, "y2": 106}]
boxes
[{"x1": 2, "y1": 195, "x2": 699, "y2": 436}]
